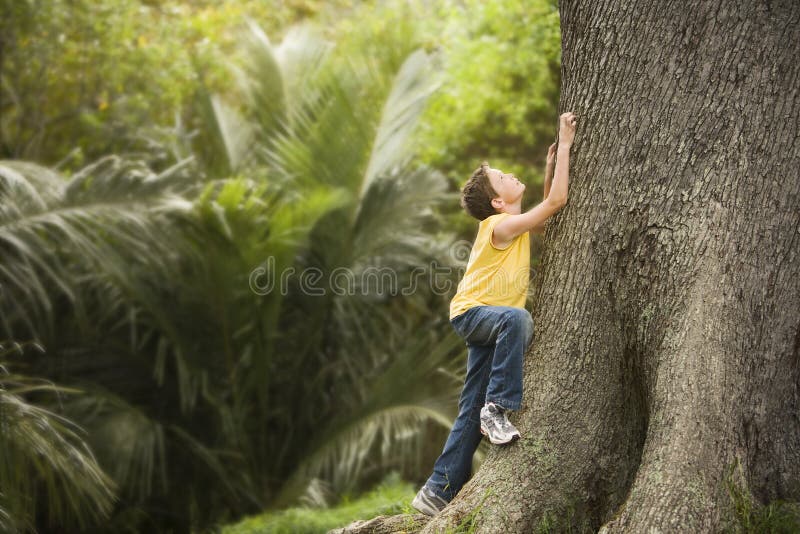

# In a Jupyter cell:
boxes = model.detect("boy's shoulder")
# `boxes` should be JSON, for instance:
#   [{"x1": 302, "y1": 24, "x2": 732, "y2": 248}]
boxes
[
  {"x1": 478, "y1": 213, "x2": 518, "y2": 250},
  {"x1": 480, "y1": 212, "x2": 510, "y2": 225},
  {"x1": 479, "y1": 212, "x2": 511, "y2": 231}
]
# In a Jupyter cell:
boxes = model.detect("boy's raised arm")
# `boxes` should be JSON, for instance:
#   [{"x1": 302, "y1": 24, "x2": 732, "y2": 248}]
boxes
[
  {"x1": 530, "y1": 143, "x2": 557, "y2": 234},
  {"x1": 494, "y1": 112, "x2": 577, "y2": 243}
]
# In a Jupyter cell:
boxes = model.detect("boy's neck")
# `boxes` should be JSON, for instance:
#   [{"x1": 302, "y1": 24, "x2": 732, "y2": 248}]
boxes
[{"x1": 499, "y1": 199, "x2": 523, "y2": 215}]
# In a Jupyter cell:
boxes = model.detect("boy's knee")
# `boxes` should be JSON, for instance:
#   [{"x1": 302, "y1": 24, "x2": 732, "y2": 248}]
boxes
[
  {"x1": 503, "y1": 307, "x2": 532, "y2": 326},
  {"x1": 502, "y1": 308, "x2": 534, "y2": 343}
]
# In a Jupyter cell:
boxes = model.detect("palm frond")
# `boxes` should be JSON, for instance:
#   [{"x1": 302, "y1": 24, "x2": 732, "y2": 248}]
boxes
[
  {"x1": 0, "y1": 158, "x2": 194, "y2": 343},
  {"x1": 191, "y1": 85, "x2": 255, "y2": 179},
  {"x1": 63, "y1": 391, "x2": 167, "y2": 500},
  {"x1": 351, "y1": 165, "x2": 453, "y2": 266},
  {"x1": 271, "y1": 24, "x2": 332, "y2": 128},
  {"x1": 0, "y1": 347, "x2": 116, "y2": 531},
  {"x1": 237, "y1": 22, "x2": 376, "y2": 193},
  {"x1": 239, "y1": 19, "x2": 290, "y2": 145},
  {"x1": 358, "y1": 49, "x2": 441, "y2": 202}
]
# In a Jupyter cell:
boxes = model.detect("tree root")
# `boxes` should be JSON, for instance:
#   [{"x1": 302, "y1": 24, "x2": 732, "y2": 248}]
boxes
[{"x1": 328, "y1": 513, "x2": 429, "y2": 534}]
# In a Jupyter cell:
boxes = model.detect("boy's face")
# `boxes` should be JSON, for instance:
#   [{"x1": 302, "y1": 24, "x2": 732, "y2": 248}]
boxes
[{"x1": 488, "y1": 168, "x2": 525, "y2": 208}]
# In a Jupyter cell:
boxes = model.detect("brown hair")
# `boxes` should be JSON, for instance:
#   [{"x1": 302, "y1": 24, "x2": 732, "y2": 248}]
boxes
[{"x1": 460, "y1": 161, "x2": 499, "y2": 220}]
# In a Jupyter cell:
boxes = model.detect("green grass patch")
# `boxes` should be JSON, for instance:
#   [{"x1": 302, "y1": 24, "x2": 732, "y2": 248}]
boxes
[
  {"x1": 220, "y1": 473, "x2": 417, "y2": 534},
  {"x1": 724, "y1": 460, "x2": 800, "y2": 534}
]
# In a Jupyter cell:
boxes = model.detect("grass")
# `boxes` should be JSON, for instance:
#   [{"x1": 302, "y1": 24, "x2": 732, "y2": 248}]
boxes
[
  {"x1": 724, "y1": 461, "x2": 800, "y2": 534},
  {"x1": 532, "y1": 503, "x2": 593, "y2": 534},
  {"x1": 220, "y1": 473, "x2": 417, "y2": 534},
  {"x1": 442, "y1": 489, "x2": 492, "y2": 534}
]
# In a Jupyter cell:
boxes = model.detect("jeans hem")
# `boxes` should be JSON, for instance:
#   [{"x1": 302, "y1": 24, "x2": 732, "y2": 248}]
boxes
[{"x1": 486, "y1": 397, "x2": 521, "y2": 411}]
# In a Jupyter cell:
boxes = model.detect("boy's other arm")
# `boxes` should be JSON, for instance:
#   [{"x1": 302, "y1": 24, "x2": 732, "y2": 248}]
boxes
[
  {"x1": 495, "y1": 112, "x2": 576, "y2": 244},
  {"x1": 530, "y1": 143, "x2": 557, "y2": 235}
]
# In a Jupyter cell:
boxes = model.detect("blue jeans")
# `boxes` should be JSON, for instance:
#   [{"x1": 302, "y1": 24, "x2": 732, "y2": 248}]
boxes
[{"x1": 425, "y1": 305, "x2": 534, "y2": 501}]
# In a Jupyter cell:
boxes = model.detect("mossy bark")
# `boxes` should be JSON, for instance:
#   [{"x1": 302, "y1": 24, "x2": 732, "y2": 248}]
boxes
[{"x1": 419, "y1": 0, "x2": 800, "y2": 532}]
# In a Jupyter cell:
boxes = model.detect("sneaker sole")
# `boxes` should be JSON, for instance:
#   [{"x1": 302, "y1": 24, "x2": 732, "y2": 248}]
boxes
[{"x1": 480, "y1": 425, "x2": 520, "y2": 445}]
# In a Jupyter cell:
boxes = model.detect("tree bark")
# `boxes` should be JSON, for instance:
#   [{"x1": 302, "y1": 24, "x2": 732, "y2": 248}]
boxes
[{"x1": 415, "y1": 1, "x2": 800, "y2": 532}]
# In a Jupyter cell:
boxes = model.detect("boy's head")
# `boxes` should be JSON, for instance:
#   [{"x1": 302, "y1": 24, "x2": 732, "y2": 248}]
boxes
[{"x1": 460, "y1": 161, "x2": 525, "y2": 220}]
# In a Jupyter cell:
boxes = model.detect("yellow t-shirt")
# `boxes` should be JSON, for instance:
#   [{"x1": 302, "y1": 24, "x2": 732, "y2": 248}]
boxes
[{"x1": 449, "y1": 212, "x2": 531, "y2": 320}]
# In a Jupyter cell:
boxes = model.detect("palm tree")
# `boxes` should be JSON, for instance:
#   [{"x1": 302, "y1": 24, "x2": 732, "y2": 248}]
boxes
[
  {"x1": 126, "y1": 19, "x2": 470, "y2": 511},
  {"x1": 202, "y1": 21, "x2": 470, "y2": 505}
]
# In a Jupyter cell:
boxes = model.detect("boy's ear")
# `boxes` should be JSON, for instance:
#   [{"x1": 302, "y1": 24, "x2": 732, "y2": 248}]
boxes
[{"x1": 491, "y1": 197, "x2": 504, "y2": 210}]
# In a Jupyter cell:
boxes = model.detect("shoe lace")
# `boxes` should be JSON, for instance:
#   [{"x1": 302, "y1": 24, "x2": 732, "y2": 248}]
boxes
[
  {"x1": 499, "y1": 413, "x2": 514, "y2": 432},
  {"x1": 490, "y1": 406, "x2": 513, "y2": 432}
]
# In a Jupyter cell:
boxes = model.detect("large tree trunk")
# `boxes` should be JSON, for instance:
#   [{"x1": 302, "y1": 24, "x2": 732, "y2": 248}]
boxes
[
  {"x1": 335, "y1": 1, "x2": 800, "y2": 532},
  {"x1": 418, "y1": 1, "x2": 800, "y2": 531}
]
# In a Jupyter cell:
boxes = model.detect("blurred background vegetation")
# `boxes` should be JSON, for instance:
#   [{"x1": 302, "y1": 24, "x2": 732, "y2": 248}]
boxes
[{"x1": 0, "y1": 0, "x2": 560, "y2": 531}]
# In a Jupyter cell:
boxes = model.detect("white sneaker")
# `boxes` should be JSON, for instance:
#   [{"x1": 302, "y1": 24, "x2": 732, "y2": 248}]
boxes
[
  {"x1": 411, "y1": 485, "x2": 448, "y2": 516},
  {"x1": 479, "y1": 402, "x2": 521, "y2": 444}
]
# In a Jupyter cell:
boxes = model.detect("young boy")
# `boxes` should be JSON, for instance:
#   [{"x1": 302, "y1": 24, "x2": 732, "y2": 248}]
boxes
[{"x1": 411, "y1": 112, "x2": 577, "y2": 516}]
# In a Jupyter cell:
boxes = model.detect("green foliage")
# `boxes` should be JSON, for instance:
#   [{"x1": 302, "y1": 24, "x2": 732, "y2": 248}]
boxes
[
  {"x1": 316, "y1": 0, "x2": 561, "y2": 183},
  {"x1": 1, "y1": 16, "x2": 468, "y2": 531},
  {"x1": 0, "y1": 0, "x2": 356, "y2": 164},
  {"x1": 221, "y1": 472, "x2": 415, "y2": 534},
  {"x1": 194, "y1": 21, "x2": 466, "y2": 509},
  {"x1": 413, "y1": 0, "x2": 561, "y2": 179},
  {"x1": 1, "y1": 0, "x2": 561, "y2": 183}
]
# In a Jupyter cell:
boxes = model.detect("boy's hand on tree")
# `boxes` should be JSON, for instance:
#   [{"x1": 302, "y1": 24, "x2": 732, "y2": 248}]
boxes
[{"x1": 558, "y1": 112, "x2": 578, "y2": 147}]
